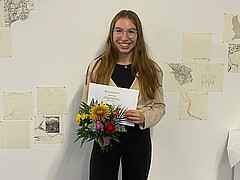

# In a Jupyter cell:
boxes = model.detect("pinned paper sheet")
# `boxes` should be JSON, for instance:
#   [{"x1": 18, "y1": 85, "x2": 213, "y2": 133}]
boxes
[
  {"x1": 228, "y1": 44, "x2": 240, "y2": 73},
  {"x1": 0, "y1": 27, "x2": 11, "y2": 57},
  {"x1": 223, "y1": 13, "x2": 240, "y2": 43},
  {"x1": 34, "y1": 115, "x2": 63, "y2": 144},
  {"x1": 37, "y1": 87, "x2": 66, "y2": 115},
  {"x1": 194, "y1": 63, "x2": 224, "y2": 92},
  {"x1": 164, "y1": 63, "x2": 195, "y2": 92},
  {"x1": 0, "y1": 120, "x2": 30, "y2": 149},
  {"x1": 182, "y1": 33, "x2": 212, "y2": 62},
  {"x1": 227, "y1": 130, "x2": 240, "y2": 168},
  {"x1": 3, "y1": 92, "x2": 33, "y2": 120},
  {"x1": 179, "y1": 92, "x2": 208, "y2": 120},
  {"x1": 3, "y1": 0, "x2": 34, "y2": 27},
  {"x1": 0, "y1": 0, "x2": 4, "y2": 27}
]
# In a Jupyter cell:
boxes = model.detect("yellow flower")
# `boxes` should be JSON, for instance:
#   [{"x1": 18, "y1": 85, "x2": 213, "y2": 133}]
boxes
[
  {"x1": 81, "y1": 114, "x2": 89, "y2": 120},
  {"x1": 76, "y1": 114, "x2": 81, "y2": 122},
  {"x1": 84, "y1": 123, "x2": 88, "y2": 127},
  {"x1": 90, "y1": 104, "x2": 111, "y2": 121}
]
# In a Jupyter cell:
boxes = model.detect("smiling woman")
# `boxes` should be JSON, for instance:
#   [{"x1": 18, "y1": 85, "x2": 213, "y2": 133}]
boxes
[
  {"x1": 113, "y1": 18, "x2": 138, "y2": 55},
  {"x1": 81, "y1": 10, "x2": 165, "y2": 180}
]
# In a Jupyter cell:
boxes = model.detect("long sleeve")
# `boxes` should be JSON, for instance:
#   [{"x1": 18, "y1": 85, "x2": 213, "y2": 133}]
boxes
[{"x1": 137, "y1": 68, "x2": 166, "y2": 129}]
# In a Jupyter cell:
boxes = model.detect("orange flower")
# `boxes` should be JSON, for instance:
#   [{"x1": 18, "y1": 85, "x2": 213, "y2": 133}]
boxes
[{"x1": 112, "y1": 109, "x2": 119, "y2": 117}]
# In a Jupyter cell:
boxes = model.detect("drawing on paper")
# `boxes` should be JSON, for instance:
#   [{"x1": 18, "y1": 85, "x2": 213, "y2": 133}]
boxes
[
  {"x1": 228, "y1": 44, "x2": 240, "y2": 73},
  {"x1": 201, "y1": 74, "x2": 215, "y2": 88},
  {"x1": 3, "y1": 92, "x2": 33, "y2": 120},
  {"x1": 223, "y1": 13, "x2": 240, "y2": 43},
  {"x1": 194, "y1": 63, "x2": 224, "y2": 92},
  {"x1": 164, "y1": 63, "x2": 195, "y2": 92},
  {"x1": 168, "y1": 63, "x2": 193, "y2": 85},
  {"x1": 179, "y1": 92, "x2": 208, "y2": 120},
  {"x1": 3, "y1": 0, "x2": 34, "y2": 27},
  {"x1": 232, "y1": 15, "x2": 240, "y2": 41},
  {"x1": 37, "y1": 87, "x2": 66, "y2": 115},
  {"x1": 34, "y1": 115, "x2": 63, "y2": 144},
  {"x1": 182, "y1": 33, "x2": 212, "y2": 62}
]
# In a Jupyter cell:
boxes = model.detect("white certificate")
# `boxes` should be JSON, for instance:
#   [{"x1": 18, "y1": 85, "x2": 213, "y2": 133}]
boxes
[{"x1": 87, "y1": 83, "x2": 139, "y2": 126}]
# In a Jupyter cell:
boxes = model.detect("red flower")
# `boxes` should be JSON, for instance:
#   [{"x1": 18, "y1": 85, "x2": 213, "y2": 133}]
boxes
[{"x1": 106, "y1": 122, "x2": 116, "y2": 134}]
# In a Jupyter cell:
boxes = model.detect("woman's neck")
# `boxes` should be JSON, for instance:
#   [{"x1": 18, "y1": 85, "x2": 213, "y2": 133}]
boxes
[{"x1": 117, "y1": 53, "x2": 132, "y2": 65}]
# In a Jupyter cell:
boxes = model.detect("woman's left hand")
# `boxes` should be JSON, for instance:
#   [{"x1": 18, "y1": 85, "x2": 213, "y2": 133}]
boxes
[{"x1": 124, "y1": 110, "x2": 145, "y2": 124}]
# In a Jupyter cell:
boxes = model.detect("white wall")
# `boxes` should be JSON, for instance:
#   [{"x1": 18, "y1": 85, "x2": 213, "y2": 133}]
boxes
[{"x1": 0, "y1": 0, "x2": 239, "y2": 179}]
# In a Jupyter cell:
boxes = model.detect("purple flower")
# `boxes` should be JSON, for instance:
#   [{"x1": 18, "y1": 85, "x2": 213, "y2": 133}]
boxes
[
  {"x1": 90, "y1": 100, "x2": 98, "y2": 107},
  {"x1": 96, "y1": 121, "x2": 104, "y2": 131}
]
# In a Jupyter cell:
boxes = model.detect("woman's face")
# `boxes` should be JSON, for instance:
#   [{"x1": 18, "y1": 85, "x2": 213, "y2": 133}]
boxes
[{"x1": 113, "y1": 18, "x2": 138, "y2": 55}]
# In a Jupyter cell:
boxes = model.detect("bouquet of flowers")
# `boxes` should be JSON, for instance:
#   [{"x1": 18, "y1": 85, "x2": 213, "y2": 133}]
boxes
[{"x1": 75, "y1": 99, "x2": 127, "y2": 152}]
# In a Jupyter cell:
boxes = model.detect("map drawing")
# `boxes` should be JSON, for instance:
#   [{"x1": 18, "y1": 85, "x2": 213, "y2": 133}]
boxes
[
  {"x1": 228, "y1": 44, "x2": 240, "y2": 73},
  {"x1": 179, "y1": 92, "x2": 208, "y2": 120},
  {"x1": 168, "y1": 63, "x2": 193, "y2": 85},
  {"x1": 34, "y1": 115, "x2": 63, "y2": 144},
  {"x1": 3, "y1": 92, "x2": 33, "y2": 120},
  {"x1": 232, "y1": 15, "x2": 240, "y2": 41},
  {"x1": 3, "y1": 0, "x2": 34, "y2": 27},
  {"x1": 164, "y1": 63, "x2": 195, "y2": 92}
]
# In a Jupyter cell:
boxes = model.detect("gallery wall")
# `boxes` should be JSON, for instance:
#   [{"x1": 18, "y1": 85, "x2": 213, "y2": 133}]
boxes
[{"x1": 0, "y1": 0, "x2": 240, "y2": 180}]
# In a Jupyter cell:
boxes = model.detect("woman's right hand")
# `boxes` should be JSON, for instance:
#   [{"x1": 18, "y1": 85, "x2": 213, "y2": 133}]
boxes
[{"x1": 98, "y1": 136, "x2": 110, "y2": 146}]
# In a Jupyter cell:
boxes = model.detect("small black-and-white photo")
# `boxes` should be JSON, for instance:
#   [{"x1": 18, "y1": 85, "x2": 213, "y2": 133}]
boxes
[{"x1": 45, "y1": 116, "x2": 60, "y2": 133}]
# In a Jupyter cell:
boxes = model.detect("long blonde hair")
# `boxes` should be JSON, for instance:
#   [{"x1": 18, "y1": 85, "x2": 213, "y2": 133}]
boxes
[{"x1": 88, "y1": 10, "x2": 162, "y2": 101}]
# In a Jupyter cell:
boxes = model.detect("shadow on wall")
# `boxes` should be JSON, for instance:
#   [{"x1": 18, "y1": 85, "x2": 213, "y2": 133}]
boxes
[
  {"x1": 215, "y1": 139, "x2": 232, "y2": 180},
  {"x1": 47, "y1": 79, "x2": 93, "y2": 180}
]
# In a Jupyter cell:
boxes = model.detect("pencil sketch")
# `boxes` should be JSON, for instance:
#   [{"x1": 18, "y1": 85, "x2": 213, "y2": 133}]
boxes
[
  {"x1": 168, "y1": 63, "x2": 193, "y2": 85},
  {"x1": 3, "y1": 0, "x2": 34, "y2": 27},
  {"x1": 3, "y1": 92, "x2": 33, "y2": 120},
  {"x1": 194, "y1": 63, "x2": 224, "y2": 92},
  {"x1": 34, "y1": 115, "x2": 63, "y2": 144},
  {"x1": 179, "y1": 92, "x2": 208, "y2": 120},
  {"x1": 164, "y1": 63, "x2": 194, "y2": 91},
  {"x1": 223, "y1": 13, "x2": 240, "y2": 43},
  {"x1": 232, "y1": 15, "x2": 240, "y2": 41},
  {"x1": 201, "y1": 74, "x2": 215, "y2": 88},
  {"x1": 228, "y1": 44, "x2": 240, "y2": 73}
]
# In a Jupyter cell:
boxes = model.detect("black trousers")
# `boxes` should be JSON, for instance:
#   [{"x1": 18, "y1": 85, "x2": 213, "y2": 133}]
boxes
[{"x1": 89, "y1": 125, "x2": 152, "y2": 180}]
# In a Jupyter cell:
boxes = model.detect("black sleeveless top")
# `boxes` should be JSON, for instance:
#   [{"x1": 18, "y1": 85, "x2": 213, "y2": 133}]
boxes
[{"x1": 111, "y1": 64, "x2": 135, "y2": 89}]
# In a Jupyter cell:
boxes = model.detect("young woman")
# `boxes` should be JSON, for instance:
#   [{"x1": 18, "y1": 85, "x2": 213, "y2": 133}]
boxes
[{"x1": 82, "y1": 10, "x2": 165, "y2": 180}]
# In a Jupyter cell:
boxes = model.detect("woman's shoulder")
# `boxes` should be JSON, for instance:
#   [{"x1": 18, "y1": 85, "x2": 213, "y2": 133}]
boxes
[
  {"x1": 150, "y1": 59, "x2": 163, "y2": 75},
  {"x1": 87, "y1": 57, "x2": 102, "y2": 73}
]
